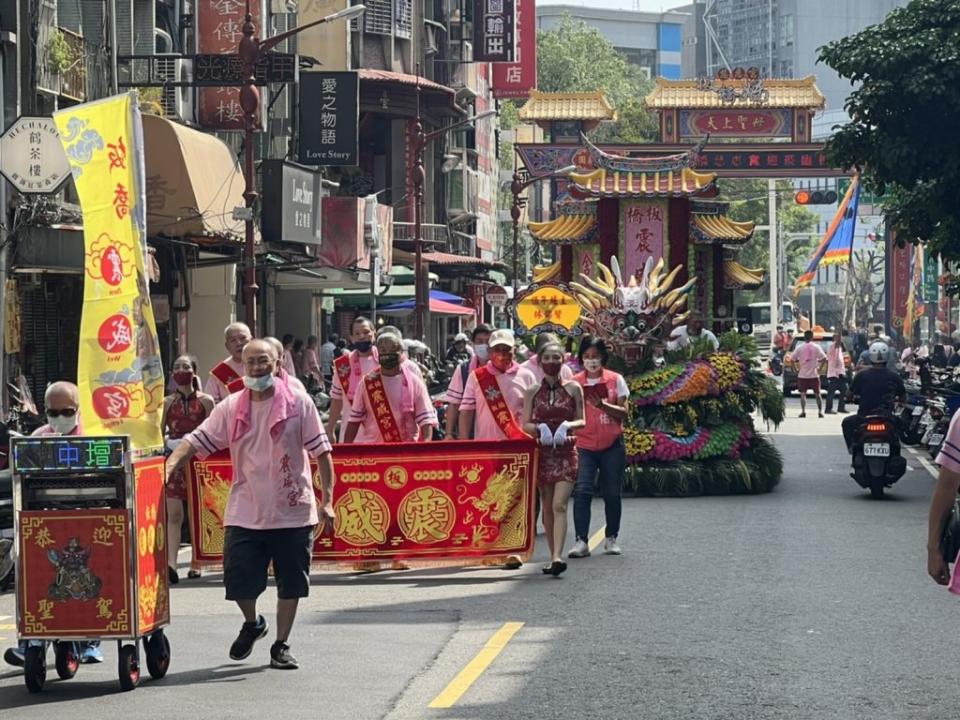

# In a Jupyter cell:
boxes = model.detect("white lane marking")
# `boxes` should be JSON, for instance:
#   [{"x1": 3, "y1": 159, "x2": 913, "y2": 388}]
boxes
[{"x1": 909, "y1": 447, "x2": 939, "y2": 479}]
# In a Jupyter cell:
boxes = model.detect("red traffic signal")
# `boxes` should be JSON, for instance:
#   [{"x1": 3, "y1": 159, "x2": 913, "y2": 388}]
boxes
[{"x1": 794, "y1": 189, "x2": 839, "y2": 205}]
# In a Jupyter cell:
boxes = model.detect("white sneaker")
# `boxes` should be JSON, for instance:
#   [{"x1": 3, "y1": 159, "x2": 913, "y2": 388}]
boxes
[
  {"x1": 567, "y1": 540, "x2": 590, "y2": 558},
  {"x1": 603, "y1": 537, "x2": 622, "y2": 555}
]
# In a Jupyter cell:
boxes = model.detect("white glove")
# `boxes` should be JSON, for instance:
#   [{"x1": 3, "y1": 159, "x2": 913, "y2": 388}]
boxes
[
  {"x1": 552, "y1": 421, "x2": 571, "y2": 448},
  {"x1": 537, "y1": 423, "x2": 554, "y2": 447}
]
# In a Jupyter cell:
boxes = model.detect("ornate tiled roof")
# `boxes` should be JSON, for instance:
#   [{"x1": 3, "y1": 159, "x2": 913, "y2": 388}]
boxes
[
  {"x1": 569, "y1": 166, "x2": 717, "y2": 198},
  {"x1": 518, "y1": 91, "x2": 618, "y2": 121},
  {"x1": 532, "y1": 259, "x2": 562, "y2": 283},
  {"x1": 528, "y1": 214, "x2": 597, "y2": 244},
  {"x1": 690, "y1": 213, "x2": 756, "y2": 245},
  {"x1": 724, "y1": 260, "x2": 765, "y2": 290},
  {"x1": 645, "y1": 76, "x2": 826, "y2": 110}
]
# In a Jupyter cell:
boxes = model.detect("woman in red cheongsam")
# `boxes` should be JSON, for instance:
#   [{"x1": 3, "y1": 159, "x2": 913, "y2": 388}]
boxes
[
  {"x1": 162, "y1": 355, "x2": 214, "y2": 583},
  {"x1": 522, "y1": 341, "x2": 584, "y2": 577}
]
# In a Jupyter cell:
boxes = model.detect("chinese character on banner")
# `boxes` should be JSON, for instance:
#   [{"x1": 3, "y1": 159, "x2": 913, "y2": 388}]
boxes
[{"x1": 622, "y1": 200, "x2": 666, "y2": 282}]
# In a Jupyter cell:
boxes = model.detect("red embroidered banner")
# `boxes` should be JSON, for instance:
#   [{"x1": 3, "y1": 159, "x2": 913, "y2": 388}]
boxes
[
  {"x1": 134, "y1": 456, "x2": 170, "y2": 635},
  {"x1": 186, "y1": 439, "x2": 537, "y2": 566}
]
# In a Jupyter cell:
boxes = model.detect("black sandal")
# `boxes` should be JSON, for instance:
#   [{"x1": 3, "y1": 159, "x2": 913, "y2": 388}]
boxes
[
  {"x1": 549, "y1": 560, "x2": 567, "y2": 577},
  {"x1": 187, "y1": 569, "x2": 201, "y2": 579},
  {"x1": 541, "y1": 564, "x2": 552, "y2": 574},
  {"x1": 168, "y1": 566, "x2": 180, "y2": 584}
]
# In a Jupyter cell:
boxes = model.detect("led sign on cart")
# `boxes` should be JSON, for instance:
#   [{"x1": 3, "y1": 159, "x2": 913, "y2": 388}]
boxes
[{"x1": 13, "y1": 437, "x2": 127, "y2": 473}]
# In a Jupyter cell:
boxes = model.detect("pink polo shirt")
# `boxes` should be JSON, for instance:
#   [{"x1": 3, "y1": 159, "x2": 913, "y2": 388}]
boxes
[
  {"x1": 826, "y1": 345, "x2": 846, "y2": 378},
  {"x1": 329, "y1": 350, "x2": 379, "y2": 403},
  {"x1": 185, "y1": 388, "x2": 331, "y2": 530},
  {"x1": 460, "y1": 361, "x2": 529, "y2": 440},
  {"x1": 793, "y1": 342, "x2": 826, "y2": 379},
  {"x1": 444, "y1": 355, "x2": 482, "y2": 405},
  {"x1": 204, "y1": 356, "x2": 243, "y2": 403},
  {"x1": 347, "y1": 368, "x2": 437, "y2": 442}
]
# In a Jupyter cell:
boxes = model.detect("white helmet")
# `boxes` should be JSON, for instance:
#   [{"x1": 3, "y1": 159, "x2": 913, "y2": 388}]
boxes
[{"x1": 868, "y1": 341, "x2": 890, "y2": 365}]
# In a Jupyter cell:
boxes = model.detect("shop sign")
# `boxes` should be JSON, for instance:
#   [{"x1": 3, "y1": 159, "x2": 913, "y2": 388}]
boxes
[
  {"x1": 261, "y1": 160, "x2": 322, "y2": 245},
  {"x1": 299, "y1": 71, "x2": 359, "y2": 166},
  {"x1": 485, "y1": 285, "x2": 508, "y2": 307},
  {"x1": 0, "y1": 117, "x2": 70, "y2": 194},
  {"x1": 473, "y1": 0, "x2": 516, "y2": 62},
  {"x1": 491, "y1": 0, "x2": 535, "y2": 98},
  {"x1": 512, "y1": 283, "x2": 582, "y2": 336},
  {"x1": 679, "y1": 109, "x2": 792, "y2": 138}
]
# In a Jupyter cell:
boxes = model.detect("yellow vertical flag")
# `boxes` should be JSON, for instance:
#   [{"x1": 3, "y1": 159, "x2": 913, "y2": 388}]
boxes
[{"x1": 54, "y1": 93, "x2": 164, "y2": 449}]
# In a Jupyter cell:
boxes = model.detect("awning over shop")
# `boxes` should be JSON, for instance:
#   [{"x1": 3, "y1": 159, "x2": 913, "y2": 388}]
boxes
[
  {"x1": 393, "y1": 248, "x2": 505, "y2": 271},
  {"x1": 273, "y1": 266, "x2": 371, "y2": 291},
  {"x1": 381, "y1": 298, "x2": 477, "y2": 317},
  {"x1": 359, "y1": 69, "x2": 465, "y2": 118}
]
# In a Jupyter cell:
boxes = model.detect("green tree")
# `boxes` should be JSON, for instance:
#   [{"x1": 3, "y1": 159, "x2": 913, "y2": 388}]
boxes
[{"x1": 818, "y1": 0, "x2": 960, "y2": 263}]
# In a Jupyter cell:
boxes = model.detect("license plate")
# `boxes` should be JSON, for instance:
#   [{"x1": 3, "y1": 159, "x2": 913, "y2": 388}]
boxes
[
  {"x1": 863, "y1": 443, "x2": 890, "y2": 457},
  {"x1": 913, "y1": 406, "x2": 924, "y2": 416},
  {"x1": 928, "y1": 433, "x2": 945, "y2": 446}
]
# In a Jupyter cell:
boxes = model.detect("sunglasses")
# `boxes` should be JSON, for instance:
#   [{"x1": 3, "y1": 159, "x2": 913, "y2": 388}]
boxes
[{"x1": 47, "y1": 408, "x2": 78, "y2": 418}]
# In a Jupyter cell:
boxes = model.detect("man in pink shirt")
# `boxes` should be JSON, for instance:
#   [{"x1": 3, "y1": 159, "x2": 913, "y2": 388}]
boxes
[
  {"x1": 824, "y1": 330, "x2": 848, "y2": 415},
  {"x1": 443, "y1": 323, "x2": 492, "y2": 439},
  {"x1": 457, "y1": 329, "x2": 532, "y2": 442},
  {"x1": 166, "y1": 339, "x2": 333, "y2": 670},
  {"x1": 344, "y1": 329, "x2": 437, "y2": 443},
  {"x1": 205, "y1": 322, "x2": 252, "y2": 403},
  {"x1": 791, "y1": 330, "x2": 827, "y2": 418},
  {"x1": 327, "y1": 316, "x2": 379, "y2": 442}
]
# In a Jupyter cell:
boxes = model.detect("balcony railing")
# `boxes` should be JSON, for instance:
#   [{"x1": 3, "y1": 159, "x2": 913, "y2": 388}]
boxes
[
  {"x1": 58, "y1": 29, "x2": 86, "y2": 102},
  {"x1": 393, "y1": 222, "x2": 449, "y2": 245}
]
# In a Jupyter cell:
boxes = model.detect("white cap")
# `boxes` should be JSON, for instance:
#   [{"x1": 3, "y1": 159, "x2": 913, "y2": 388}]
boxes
[
  {"x1": 489, "y1": 329, "x2": 516, "y2": 349},
  {"x1": 454, "y1": 333, "x2": 469, "y2": 343}
]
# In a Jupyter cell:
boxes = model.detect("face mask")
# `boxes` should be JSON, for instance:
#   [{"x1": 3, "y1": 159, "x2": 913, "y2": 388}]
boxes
[
  {"x1": 491, "y1": 351, "x2": 512, "y2": 371},
  {"x1": 355, "y1": 340, "x2": 373, "y2": 353},
  {"x1": 541, "y1": 361, "x2": 563, "y2": 377},
  {"x1": 583, "y1": 358, "x2": 603, "y2": 372},
  {"x1": 474, "y1": 344, "x2": 489, "y2": 361},
  {"x1": 172, "y1": 370, "x2": 194, "y2": 387},
  {"x1": 380, "y1": 353, "x2": 400, "y2": 370},
  {"x1": 243, "y1": 374, "x2": 275, "y2": 392},
  {"x1": 47, "y1": 414, "x2": 78, "y2": 435}
]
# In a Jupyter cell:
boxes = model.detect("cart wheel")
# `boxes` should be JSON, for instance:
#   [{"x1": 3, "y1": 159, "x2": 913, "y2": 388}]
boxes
[
  {"x1": 145, "y1": 631, "x2": 171, "y2": 679},
  {"x1": 54, "y1": 641, "x2": 79, "y2": 680},
  {"x1": 24, "y1": 646, "x2": 46, "y2": 694},
  {"x1": 117, "y1": 644, "x2": 140, "y2": 691}
]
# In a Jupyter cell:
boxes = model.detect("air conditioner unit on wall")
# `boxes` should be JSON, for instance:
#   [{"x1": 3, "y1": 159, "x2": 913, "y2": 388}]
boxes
[{"x1": 156, "y1": 57, "x2": 195, "y2": 124}]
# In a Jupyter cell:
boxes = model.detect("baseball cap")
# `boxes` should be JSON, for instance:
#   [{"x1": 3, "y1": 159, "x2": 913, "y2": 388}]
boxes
[
  {"x1": 454, "y1": 333, "x2": 469, "y2": 343},
  {"x1": 489, "y1": 329, "x2": 516, "y2": 349}
]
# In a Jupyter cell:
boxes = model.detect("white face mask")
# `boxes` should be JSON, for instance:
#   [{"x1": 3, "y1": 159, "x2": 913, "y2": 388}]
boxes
[
  {"x1": 583, "y1": 358, "x2": 603, "y2": 372},
  {"x1": 47, "y1": 414, "x2": 78, "y2": 435},
  {"x1": 243, "y1": 374, "x2": 275, "y2": 392},
  {"x1": 474, "y1": 344, "x2": 489, "y2": 361}
]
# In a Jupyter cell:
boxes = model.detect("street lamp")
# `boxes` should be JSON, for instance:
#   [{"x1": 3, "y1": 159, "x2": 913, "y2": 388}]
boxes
[
  {"x1": 510, "y1": 163, "x2": 577, "y2": 297},
  {"x1": 237, "y1": 2, "x2": 367, "y2": 331},
  {"x1": 410, "y1": 80, "x2": 497, "y2": 340}
]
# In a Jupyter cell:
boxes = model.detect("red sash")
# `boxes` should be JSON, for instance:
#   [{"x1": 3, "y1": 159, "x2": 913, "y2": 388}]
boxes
[
  {"x1": 334, "y1": 355, "x2": 353, "y2": 397},
  {"x1": 211, "y1": 360, "x2": 241, "y2": 387},
  {"x1": 226, "y1": 377, "x2": 245, "y2": 394},
  {"x1": 364, "y1": 372, "x2": 403, "y2": 442},
  {"x1": 475, "y1": 366, "x2": 526, "y2": 440}
]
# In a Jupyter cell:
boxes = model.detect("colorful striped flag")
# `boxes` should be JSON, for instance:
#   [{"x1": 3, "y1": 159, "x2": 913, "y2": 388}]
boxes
[{"x1": 794, "y1": 176, "x2": 861, "y2": 295}]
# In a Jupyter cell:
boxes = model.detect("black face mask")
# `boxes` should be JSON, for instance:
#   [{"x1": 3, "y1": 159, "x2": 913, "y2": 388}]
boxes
[
  {"x1": 380, "y1": 353, "x2": 400, "y2": 370},
  {"x1": 355, "y1": 340, "x2": 373, "y2": 353}
]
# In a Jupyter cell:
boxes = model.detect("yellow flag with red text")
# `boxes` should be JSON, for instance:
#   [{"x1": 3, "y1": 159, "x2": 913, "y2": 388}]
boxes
[{"x1": 54, "y1": 93, "x2": 164, "y2": 449}]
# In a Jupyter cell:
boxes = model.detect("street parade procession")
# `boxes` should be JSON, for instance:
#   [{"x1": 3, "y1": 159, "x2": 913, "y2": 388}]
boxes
[{"x1": 5, "y1": 1, "x2": 960, "y2": 717}]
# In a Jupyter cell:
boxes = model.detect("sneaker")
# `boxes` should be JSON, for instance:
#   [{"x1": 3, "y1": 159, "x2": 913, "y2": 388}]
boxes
[
  {"x1": 3, "y1": 646, "x2": 25, "y2": 667},
  {"x1": 270, "y1": 641, "x2": 299, "y2": 669},
  {"x1": 81, "y1": 642, "x2": 103, "y2": 664},
  {"x1": 603, "y1": 537, "x2": 622, "y2": 555},
  {"x1": 568, "y1": 540, "x2": 591, "y2": 558},
  {"x1": 799, "y1": 412, "x2": 806, "y2": 418},
  {"x1": 229, "y1": 615, "x2": 269, "y2": 661}
]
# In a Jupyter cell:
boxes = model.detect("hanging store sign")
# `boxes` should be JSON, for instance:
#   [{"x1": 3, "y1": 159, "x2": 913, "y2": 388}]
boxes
[
  {"x1": 512, "y1": 283, "x2": 582, "y2": 337},
  {"x1": 0, "y1": 117, "x2": 71, "y2": 194},
  {"x1": 193, "y1": 52, "x2": 298, "y2": 87},
  {"x1": 299, "y1": 71, "x2": 359, "y2": 166},
  {"x1": 261, "y1": 160, "x2": 322, "y2": 245},
  {"x1": 678, "y1": 109, "x2": 792, "y2": 138},
  {"x1": 473, "y1": 0, "x2": 517, "y2": 63},
  {"x1": 491, "y1": 0, "x2": 535, "y2": 98}
]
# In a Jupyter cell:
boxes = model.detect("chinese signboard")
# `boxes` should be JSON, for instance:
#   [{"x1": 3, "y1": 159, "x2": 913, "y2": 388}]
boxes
[
  {"x1": 888, "y1": 234, "x2": 911, "y2": 333},
  {"x1": 492, "y1": 0, "x2": 535, "y2": 98},
  {"x1": 261, "y1": 160, "x2": 322, "y2": 245},
  {"x1": 193, "y1": 52, "x2": 298, "y2": 87},
  {"x1": 187, "y1": 440, "x2": 537, "y2": 565},
  {"x1": 621, "y1": 200, "x2": 667, "y2": 284},
  {"x1": 512, "y1": 283, "x2": 583, "y2": 336},
  {"x1": 678, "y1": 109, "x2": 792, "y2": 138},
  {"x1": 0, "y1": 117, "x2": 71, "y2": 194},
  {"x1": 197, "y1": 0, "x2": 266, "y2": 130},
  {"x1": 517, "y1": 142, "x2": 846, "y2": 179},
  {"x1": 54, "y1": 93, "x2": 165, "y2": 450},
  {"x1": 299, "y1": 72, "x2": 359, "y2": 166},
  {"x1": 473, "y1": 0, "x2": 516, "y2": 62}
]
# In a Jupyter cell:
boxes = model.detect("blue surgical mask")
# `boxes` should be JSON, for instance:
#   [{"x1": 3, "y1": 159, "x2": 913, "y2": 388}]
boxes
[
  {"x1": 243, "y1": 374, "x2": 275, "y2": 392},
  {"x1": 474, "y1": 343, "x2": 489, "y2": 361}
]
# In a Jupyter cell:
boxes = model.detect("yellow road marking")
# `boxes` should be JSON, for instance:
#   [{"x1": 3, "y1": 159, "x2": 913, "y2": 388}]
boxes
[
  {"x1": 588, "y1": 526, "x2": 607, "y2": 553},
  {"x1": 428, "y1": 622, "x2": 524, "y2": 709},
  {"x1": 0, "y1": 624, "x2": 14, "y2": 631}
]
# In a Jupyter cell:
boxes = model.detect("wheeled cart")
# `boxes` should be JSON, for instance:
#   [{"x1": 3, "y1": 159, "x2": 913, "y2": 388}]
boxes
[{"x1": 11, "y1": 435, "x2": 170, "y2": 692}]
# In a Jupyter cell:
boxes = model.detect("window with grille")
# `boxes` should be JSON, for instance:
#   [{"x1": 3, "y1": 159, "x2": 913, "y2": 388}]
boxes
[{"x1": 352, "y1": 0, "x2": 412, "y2": 37}]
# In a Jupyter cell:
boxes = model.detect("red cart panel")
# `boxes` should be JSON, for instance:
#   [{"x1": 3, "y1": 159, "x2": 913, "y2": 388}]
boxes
[
  {"x1": 17, "y1": 510, "x2": 133, "y2": 639},
  {"x1": 133, "y1": 456, "x2": 169, "y2": 635}
]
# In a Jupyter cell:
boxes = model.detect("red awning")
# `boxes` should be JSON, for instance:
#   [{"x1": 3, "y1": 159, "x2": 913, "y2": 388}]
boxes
[{"x1": 431, "y1": 299, "x2": 476, "y2": 316}]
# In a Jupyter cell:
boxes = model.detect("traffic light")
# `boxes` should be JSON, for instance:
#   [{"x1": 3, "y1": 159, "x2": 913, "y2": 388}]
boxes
[{"x1": 794, "y1": 189, "x2": 838, "y2": 205}]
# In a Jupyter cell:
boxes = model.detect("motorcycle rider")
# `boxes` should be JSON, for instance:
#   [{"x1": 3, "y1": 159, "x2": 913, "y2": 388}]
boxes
[{"x1": 842, "y1": 342, "x2": 906, "y2": 451}]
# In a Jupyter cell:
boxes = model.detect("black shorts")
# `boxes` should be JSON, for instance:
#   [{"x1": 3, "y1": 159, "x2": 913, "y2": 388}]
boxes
[{"x1": 223, "y1": 525, "x2": 315, "y2": 601}]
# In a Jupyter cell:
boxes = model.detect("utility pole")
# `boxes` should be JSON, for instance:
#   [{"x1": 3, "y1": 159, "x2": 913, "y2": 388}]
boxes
[{"x1": 767, "y1": 178, "x2": 779, "y2": 330}]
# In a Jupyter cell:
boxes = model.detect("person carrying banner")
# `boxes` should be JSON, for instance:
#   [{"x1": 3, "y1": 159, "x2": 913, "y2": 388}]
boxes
[
  {"x1": 165, "y1": 339, "x2": 334, "y2": 670},
  {"x1": 443, "y1": 323, "x2": 493, "y2": 440},
  {"x1": 343, "y1": 329, "x2": 437, "y2": 443},
  {"x1": 521, "y1": 341, "x2": 585, "y2": 577},
  {"x1": 205, "y1": 322, "x2": 253, "y2": 402},
  {"x1": 327, "y1": 316, "x2": 378, "y2": 442}
]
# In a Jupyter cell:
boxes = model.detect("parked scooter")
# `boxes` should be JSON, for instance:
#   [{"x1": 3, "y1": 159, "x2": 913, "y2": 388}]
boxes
[{"x1": 850, "y1": 415, "x2": 908, "y2": 498}]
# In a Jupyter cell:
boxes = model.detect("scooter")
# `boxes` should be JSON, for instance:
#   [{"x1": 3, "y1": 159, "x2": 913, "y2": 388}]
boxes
[
  {"x1": 769, "y1": 349, "x2": 784, "y2": 376},
  {"x1": 850, "y1": 415, "x2": 907, "y2": 499}
]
